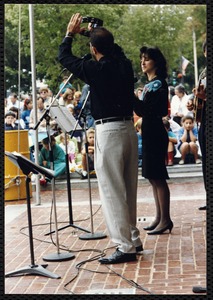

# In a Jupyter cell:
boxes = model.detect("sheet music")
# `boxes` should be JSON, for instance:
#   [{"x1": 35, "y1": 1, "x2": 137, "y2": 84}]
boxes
[
  {"x1": 50, "y1": 106, "x2": 82, "y2": 133},
  {"x1": 5, "y1": 151, "x2": 55, "y2": 178}
]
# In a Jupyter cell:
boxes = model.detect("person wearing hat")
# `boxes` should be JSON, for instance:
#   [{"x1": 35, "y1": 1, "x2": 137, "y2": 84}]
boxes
[{"x1": 5, "y1": 111, "x2": 19, "y2": 130}]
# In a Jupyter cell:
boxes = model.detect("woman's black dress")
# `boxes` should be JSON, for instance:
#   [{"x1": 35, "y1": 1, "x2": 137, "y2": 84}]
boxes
[{"x1": 134, "y1": 77, "x2": 169, "y2": 179}]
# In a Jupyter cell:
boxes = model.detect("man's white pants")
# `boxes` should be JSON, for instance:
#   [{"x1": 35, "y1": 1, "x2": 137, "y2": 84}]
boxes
[{"x1": 95, "y1": 120, "x2": 141, "y2": 253}]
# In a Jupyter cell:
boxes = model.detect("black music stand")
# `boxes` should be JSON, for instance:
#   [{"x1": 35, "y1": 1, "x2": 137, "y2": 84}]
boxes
[
  {"x1": 5, "y1": 151, "x2": 61, "y2": 278},
  {"x1": 46, "y1": 105, "x2": 90, "y2": 235}
]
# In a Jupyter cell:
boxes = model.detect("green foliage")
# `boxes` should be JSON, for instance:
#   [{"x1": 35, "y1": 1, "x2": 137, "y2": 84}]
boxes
[{"x1": 4, "y1": 4, "x2": 206, "y2": 95}]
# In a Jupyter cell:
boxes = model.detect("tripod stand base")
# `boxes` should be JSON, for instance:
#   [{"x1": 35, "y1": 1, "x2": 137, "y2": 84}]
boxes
[
  {"x1": 79, "y1": 232, "x2": 107, "y2": 240},
  {"x1": 5, "y1": 264, "x2": 60, "y2": 279},
  {"x1": 44, "y1": 223, "x2": 90, "y2": 236},
  {"x1": 43, "y1": 252, "x2": 75, "y2": 262}
]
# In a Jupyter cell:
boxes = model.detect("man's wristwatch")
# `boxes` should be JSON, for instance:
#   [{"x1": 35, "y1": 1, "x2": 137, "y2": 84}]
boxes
[{"x1": 66, "y1": 32, "x2": 75, "y2": 38}]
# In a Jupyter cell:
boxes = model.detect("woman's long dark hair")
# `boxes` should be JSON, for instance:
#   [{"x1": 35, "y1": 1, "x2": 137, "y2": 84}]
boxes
[{"x1": 140, "y1": 46, "x2": 168, "y2": 79}]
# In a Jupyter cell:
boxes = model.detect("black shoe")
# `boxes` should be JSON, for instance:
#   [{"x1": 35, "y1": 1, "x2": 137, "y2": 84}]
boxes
[
  {"x1": 192, "y1": 286, "x2": 207, "y2": 293},
  {"x1": 143, "y1": 224, "x2": 158, "y2": 231},
  {"x1": 147, "y1": 221, "x2": 173, "y2": 235},
  {"x1": 98, "y1": 249, "x2": 137, "y2": 264},
  {"x1": 136, "y1": 245, "x2": 143, "y2": 252},
  {"x1": 198, "y1": 205, "x2": 206, "y2": 210}
]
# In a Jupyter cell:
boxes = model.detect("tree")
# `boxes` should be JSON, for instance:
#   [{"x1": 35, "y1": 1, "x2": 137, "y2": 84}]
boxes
[{"x1": 4, "y1": 4, "x2": 206, "y2": 95}]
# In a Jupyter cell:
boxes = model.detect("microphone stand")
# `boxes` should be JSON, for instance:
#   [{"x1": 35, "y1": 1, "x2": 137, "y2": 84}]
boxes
[{"x1": 72, "y1": 90, "x2": 106, "y2": 240}]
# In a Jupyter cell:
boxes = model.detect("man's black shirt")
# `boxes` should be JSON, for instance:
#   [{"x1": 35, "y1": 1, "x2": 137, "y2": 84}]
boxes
[{"x1": 58, "y1": 37, "x2": 135, "y2": 120}]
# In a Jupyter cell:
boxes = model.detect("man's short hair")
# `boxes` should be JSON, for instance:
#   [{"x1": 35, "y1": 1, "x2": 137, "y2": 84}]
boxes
[{"x1": 90, "y1": 27, "x2": 114, "y2": 56}]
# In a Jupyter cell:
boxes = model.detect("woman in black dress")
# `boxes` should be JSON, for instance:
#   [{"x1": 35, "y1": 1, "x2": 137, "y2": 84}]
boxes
[{"x1": 134, "y1": 46, "x2": 173, "y2": 235}]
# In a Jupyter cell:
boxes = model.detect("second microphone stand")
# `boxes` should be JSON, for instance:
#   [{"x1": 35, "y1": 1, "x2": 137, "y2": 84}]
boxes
[
  {"x1": 78, "y1": 114, "x2": 107, "y2": 240},
  {"x1": 72, "y1": 90, "x2": 106, "y2": 240}
]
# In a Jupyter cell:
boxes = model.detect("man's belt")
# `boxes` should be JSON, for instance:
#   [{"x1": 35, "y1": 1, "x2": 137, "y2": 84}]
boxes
[{"x1": 95, "y1": 116, "x2": 133, "y2": 125}]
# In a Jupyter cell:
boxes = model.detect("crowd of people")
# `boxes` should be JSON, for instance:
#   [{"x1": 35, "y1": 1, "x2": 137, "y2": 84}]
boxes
[
  {"x1": 4, "y1": 12, "x2": 206, "y2": 265},
  {"x1": 4, "y1": 81, "x2": 96, "y2": 181},
  {"x1": 4, "y1": 72, "x2": 203, "y2": 174}
]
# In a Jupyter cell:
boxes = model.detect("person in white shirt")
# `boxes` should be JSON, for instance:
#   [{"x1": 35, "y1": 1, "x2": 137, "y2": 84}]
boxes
[
  {"x1": 7, "y1": 93, "x2": 24, "y2": 113},
  {"x1": 170, "y1": 85, "x2": 191, "y2": 125}
]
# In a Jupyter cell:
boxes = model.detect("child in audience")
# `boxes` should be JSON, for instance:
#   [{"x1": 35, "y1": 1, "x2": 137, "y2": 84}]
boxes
[
  {"x1": 163, "y1": 119, "x2": 177, "y2": 166},
  {"x1": 59, "y1": 133, "x2": 76, "y2": 167},
  {"x1": 78, "y1": 128, "x2": 95, "y2": 179},
  {"x1": 9, "y1": 106, "x2": 25, "y2": 130},
  {"x1": 177, "y1": 115, "x2": 201, "y2": 165},
  {"x1": 4, "y1": 111, "x2": 19, "y2": 130}
]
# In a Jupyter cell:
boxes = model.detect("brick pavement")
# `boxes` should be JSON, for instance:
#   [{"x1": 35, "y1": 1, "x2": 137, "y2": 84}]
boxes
[{"x1": 4, "y1": 178, "x2": 206, "y2": 295}]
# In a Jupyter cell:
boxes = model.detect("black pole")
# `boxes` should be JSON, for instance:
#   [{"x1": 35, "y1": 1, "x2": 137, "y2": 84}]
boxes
[{"x1": 26, "y1": 176, "x2": 35, "y2": 266}]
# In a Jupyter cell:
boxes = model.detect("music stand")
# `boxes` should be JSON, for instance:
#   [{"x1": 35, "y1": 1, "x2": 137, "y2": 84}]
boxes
[
  {"x1": 5, "y1": 151, "x2": 61, "y2": 278},
  {"x1": 47, "y1": 105, "x2": 90, "y2": 235}
]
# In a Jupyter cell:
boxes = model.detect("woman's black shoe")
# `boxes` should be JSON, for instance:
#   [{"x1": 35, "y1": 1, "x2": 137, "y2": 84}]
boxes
[
  {"x1": 143, "y1": 224, "x2": 158, "y2": 231},
  {"x1": 147, "y1": 221, "x2": 173, "y2": 235}
]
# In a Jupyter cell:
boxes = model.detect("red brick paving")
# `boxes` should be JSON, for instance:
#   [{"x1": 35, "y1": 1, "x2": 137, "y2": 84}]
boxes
[{"x1": 4, "y1": 180, "x2": 206, "y2": 295}]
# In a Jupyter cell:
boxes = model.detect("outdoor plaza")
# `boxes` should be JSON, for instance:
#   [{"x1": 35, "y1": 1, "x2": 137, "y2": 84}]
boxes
[{"x1": 4, "y1": 163, "x2": 207, "y2": 296}]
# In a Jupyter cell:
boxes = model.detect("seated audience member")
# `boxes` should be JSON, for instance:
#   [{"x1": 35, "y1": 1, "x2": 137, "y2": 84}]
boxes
[
  {"x1": 58, "y1": 88, "x2": 74, "y2": 106},
  {"x1": 66, "y1": 103, "x2": 83, "y2": 153},
  {"x1": 135, "y1": 118, "x2": 142, "y2": 167},
  {"x1": 78, "y1": 128, "x2": 95, "y2": 179},
  {"x1": 4, "y1": 111, "x2": 19, "y2": 130},
  {"x1": 171, "y1": 84, "x2": 191, "y2": 125},
  {"x1": 7, "y1": 92, "x2": 24, "y2": 112},
  {"x1": 73, "y1": 91, "x2": 82, "y2": 116},
  {"x1": 29, "y1": 97, "x2": 56, "y2": 132},
  {"x1": 9, "y1": 106, "x2": 25, "y2": 130},
  {"x1": 59, "y1": 133, "x2": 76, "y2": 166},
  {"x1": 177, "y1": 115, "x2": 201, "y2": 165},
  {"x1": 39, "y1": 86, "x2": 51, "y2": 108},
  {"x1": 163, "y1": 119, "x2": 177, "y2": 166},
  {"x1": 163, "y1": 115, "x2": 181, "y2": 137},
  {"x1": 21, "y1": 98, "x2": 33, "y2": 129},
  {"x1": 67, "y1": 103, "x2": 75, "y2": 114},
  {"x1": 39, "y1": 136, "x2": 66, "y2": 182}
]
